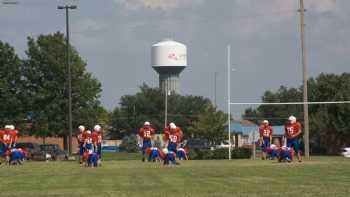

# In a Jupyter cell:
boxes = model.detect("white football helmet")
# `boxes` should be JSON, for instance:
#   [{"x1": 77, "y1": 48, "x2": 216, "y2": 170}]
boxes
[
  {"x1": 288, "y1": 116, "x2": 297, "y2": 123},
  {"x1": 4, "y1": 125, "x2": 11, "y2": 129},
  {"x1": 86, "y1": 130, "x2": 92, "y2": 134},
  {"x1": 169, "y1": 122, "x2": 176, "y2": 129},
  {"x1": 94, "y1": 125, "x2": 101, "y2": 131},
  {"x1": 144, "y1": 121, "x2": 150, "y2": 126},
  {"x1": 162, "y1": 148, "x2": 169, "y2": 154},
  {"x1": 78, "y1": 125, "x2": 85, "y2": 131}
]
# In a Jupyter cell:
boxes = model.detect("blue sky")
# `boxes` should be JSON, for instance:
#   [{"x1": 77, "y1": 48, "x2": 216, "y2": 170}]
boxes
[{"x1": 1, "y1": 0, "x2": 349, "y2": 118}]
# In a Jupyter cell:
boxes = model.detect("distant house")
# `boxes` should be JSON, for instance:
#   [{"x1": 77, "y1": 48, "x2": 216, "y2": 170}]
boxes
[{"x1": 228, "y1": 120, "x2": 286, "y2": 147}]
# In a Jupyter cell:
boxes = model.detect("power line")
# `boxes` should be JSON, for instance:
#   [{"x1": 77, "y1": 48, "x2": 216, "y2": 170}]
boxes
[{"x1": 230, "y1": 101, "x2": 350, "y2": 105}]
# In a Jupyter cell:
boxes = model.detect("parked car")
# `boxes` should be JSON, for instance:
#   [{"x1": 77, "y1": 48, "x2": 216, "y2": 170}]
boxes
[
  {"x1": 184, "y1": 138, "x2": 214, "y2": 150},
  {"x1": 40, "y1": 144, "x2": 67, "y2": 160},
  {"x1": 15, "y1": 142, "x2": 46, "y2": 160},
  {"x1": 216, "y1": 140, "x2": 235, "y2": 149},
  {"x1": 340, "y1": 147, "x2": 350, "y2": 158}
]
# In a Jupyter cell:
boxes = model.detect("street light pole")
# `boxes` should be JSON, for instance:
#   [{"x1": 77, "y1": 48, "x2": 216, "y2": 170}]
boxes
[
  {"x1": 227, "y1": 45, "x2": 232, "y2": 160},
  {"x1": 58, "y1": 5, "x2": 77, "y2": 155},
  {"x1": 214, "y1": 72, "x2": 217, "y2": 107},
  {"x1": 299, "y1": 0, "x2": 310, "y2": 160},
  {"x1": 165, "y1": 89, "x2": 168, "y2": 128}
]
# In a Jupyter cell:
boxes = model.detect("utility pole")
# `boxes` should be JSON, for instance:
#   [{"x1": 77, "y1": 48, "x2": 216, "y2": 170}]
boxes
[
  {"x1": 164, "y1": 89, "x2": 169, "y2": 128},
  {"x1": 227, "y1": 45, "x2": 232, "y2": 160},
  {"x1": 58, "y1": 5, "x2": 77, "y2": 155},
  {"x1": 214, "y1": 72, "x2": 218, "y2": 107},
  {"x1": 299, "y1": 0, "x2": 310, "y2": 160}
]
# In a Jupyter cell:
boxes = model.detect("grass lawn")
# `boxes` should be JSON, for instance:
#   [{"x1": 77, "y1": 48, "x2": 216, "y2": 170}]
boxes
[{"x1": 0, "y1": 156, "x2": 349, "y2": 197}]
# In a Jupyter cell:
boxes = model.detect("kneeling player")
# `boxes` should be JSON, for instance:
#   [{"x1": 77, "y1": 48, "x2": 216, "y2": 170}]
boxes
[
  {"x1": 266, "y1": 144, "x2": 278, "y2": 160},
  {"x1": 176, "y1": 147, "x2": 188, "y2": 160},
  {"x1": 162, "y1": 148, "x2": 179, "y2": 165},
  {"x1": 278, "y1": 146, "x2": 294, "y2": 162},
  {"x1": 146, "y1": 147, "x2": 162, "y2": 162},
  {"x1": 9, "y1": 148, "x2": 26, "y2": 165},
  {"x1": 87, "y1": 149, "x2": 98, "y2": 167}
]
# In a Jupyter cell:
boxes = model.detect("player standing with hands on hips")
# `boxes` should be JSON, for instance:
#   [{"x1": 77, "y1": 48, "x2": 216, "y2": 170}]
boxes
[
  {"x1": 259, "y1": 120, "x2": 273, "y2": 160},
  {"x1": 138, "y1": 121, "x2": 155, "y2": 162},
  {"x1": 285, "y1": 116, "x2": 303, "y2": 162},
  {"x1": 164, "y1": 122, "x2": 183, "y2": 153}
]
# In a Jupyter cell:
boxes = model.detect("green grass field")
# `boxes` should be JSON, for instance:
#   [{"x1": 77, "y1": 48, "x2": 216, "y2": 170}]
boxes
[{"x1": 0, "y1": 156, "x2": 349, "y2": 197}]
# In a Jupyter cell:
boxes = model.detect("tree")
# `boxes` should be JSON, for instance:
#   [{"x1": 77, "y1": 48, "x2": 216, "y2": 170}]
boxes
[
  {"x1": 22, "y1": 32, "x2": 104, "y2": 148},
  {"x1": 188, "y1": 105, "x2": 227, "y2": 144},
  {"x1": 0, "y1": 41, "x2": 28, "y2": 130},
  {"x1": 308, "y1": 73, "x2": 350, "y2": 154},
  {"x1": 243, "y1": 73, "x2": 350, "y2": 154},
  {"x1": 243, "y1": 86, "x2": 303, "y2": 125},
  {"x1": 109, "y1": 84, "x2": 218, "y2": 140},
  {"x1": 120, "y1": 135, "x2": 138, "y2": 153}
]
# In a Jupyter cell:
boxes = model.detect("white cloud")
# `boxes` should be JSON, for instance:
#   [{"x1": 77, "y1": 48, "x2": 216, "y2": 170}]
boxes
[{"x1": 114, "y1": 0, "x2": 202, "y2": 10}]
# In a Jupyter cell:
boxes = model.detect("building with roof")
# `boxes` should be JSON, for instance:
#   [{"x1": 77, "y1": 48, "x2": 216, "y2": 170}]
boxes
[{"x1": 228, "y1": 120, "x2": 286, "y2": 147}]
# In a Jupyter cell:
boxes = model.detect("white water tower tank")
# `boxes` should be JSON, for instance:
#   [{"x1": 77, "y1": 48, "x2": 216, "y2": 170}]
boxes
[{"x1": 151, "y1": 39, "x2": 187, "y2": 93}]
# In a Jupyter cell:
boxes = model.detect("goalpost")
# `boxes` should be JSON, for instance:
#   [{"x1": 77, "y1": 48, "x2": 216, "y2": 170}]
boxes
[
  {"x1": 226, "y1": 0, "x2": 349, "y2": 160},
  {"x1": 226, "y1": 45, "x2": 350, "y2": 160}
]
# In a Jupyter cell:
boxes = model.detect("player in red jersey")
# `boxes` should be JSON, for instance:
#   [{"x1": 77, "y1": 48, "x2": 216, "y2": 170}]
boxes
[
  {"x1": 138, "y1": 121, "x2": 156, "y2": 162},
  {"x1": 2, "y1": 125, "x2": 13, "y2": 163},
  {"x1": 83, "y1": 130, "x2": 94, "y2": 153},
  {"x1": 164, "y1": 123, "x2": 182, "y2": 153},
  {"x1": 285, "y1": 116, "x2": 302, "y2": 162},
  {"x1": 77, "y1": 125, "x2": 86, "y2": 164},
  {"x1": 0, "y1": 127, "x2": 4, "y2": 164},
  {"x1": 9, "y1": 125, "x2": 18, "y2": 148},
  {"x1": 0, "y1": 128, "x2": 4, "y2": 146},
  {"x1": 259, "y1": 120, "x2": 273, "y2": 160},
  {"x1": 92, "y1": 125, "x2": 103, "y2": 165}
]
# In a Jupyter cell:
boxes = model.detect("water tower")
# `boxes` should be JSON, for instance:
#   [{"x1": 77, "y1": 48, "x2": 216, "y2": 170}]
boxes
[{"x1": 151, "y1": 39, "x2": 187, "y2": 93}]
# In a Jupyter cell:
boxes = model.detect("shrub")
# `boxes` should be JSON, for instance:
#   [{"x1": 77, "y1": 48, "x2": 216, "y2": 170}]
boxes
[
  {"x1": 212, "y1": 148, "x2": 229, "y2": 160},
  {"x1": 120, "y1": 135, "x2": 139, "y2": 153},
  {"x1": 187, "y1": 148, "x2": 252, "y2": 160}
]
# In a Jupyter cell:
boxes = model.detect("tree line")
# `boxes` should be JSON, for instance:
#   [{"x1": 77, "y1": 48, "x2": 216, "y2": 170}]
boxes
[
  {"x1": 0, "y1": 33, "x2": 228, "y2": 149},
  {"x1": 0, "y1": 32, "x2": 108, "y2": 149},
  {"x1": 243, "y1": 73, "x2": 350, "y2": 154},
  {"x1": 1, "y1": 32, "x2": 348, "y2": 154}
]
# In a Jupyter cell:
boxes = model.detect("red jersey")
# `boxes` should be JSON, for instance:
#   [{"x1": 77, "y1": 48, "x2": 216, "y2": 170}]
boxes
[
  {"x1": 164, "y1": 127, "x2": 183, "y2": 142},
  {"x1": 175, "y1": 127, "x2": 183, "y2": 139},
  {"x1": 259, "y1": 126, "x2": 273, "y2": 138},
  {"x1": 77, "y1": 132, "x2": 85, "y2": 144},
  {"x1": 138, "y1": 127, "x2": 155, "y2": 140},
  {"x1": 0, "y1": 130, "x2": 4, "y2": 142},
  {"x1": 84, "y1": 134, "x2": 93, "y2": 145},
  {"x1": 10, "y1": 130, "x2": 18, "y2": 143},
  {"x1": 92, "y1": 132, "x2": 102, "y2": 144},
  {"x1": 165, "y1": 132, "x2": 181, "y2": 144},
  {"x1": 285, "y1": 122, "x2": 302, "y2": 139},
  {"x1": 2, "y1": 131, "x2": 12, "y2": 145}
]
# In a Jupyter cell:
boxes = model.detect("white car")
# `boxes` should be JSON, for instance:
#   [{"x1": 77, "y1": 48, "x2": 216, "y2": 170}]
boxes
[
  {"x1": 216, "y1": 141, "x2": 235, "y2": 149},
  {"x1": 340, "y1": 147, "x2": 350, "y2": 158}
]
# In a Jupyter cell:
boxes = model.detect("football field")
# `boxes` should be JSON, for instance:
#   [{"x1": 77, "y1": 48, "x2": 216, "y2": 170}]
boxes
[{"x1": 0, "y1": 156, "x2": 349, "y2": 197}]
